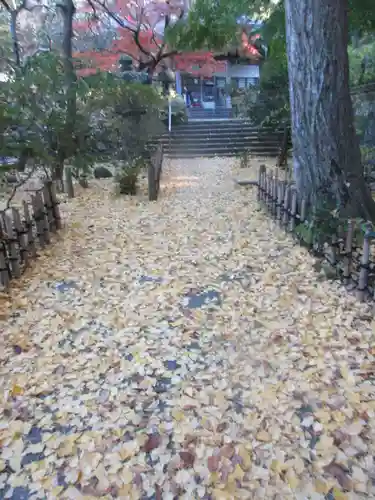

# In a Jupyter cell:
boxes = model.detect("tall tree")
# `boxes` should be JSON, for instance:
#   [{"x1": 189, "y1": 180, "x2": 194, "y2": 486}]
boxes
[
  {"x1": 284, "y1": 0, "x2": 375, "y2": 221},
  {"x1": 167, "y1": 0, "x2": 269, "y2": 51}
]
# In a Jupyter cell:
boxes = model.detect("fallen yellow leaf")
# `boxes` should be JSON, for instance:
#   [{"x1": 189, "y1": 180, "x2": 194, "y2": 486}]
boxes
[
  {"x1": 285, "y1": 468, "x2": 299, "y2": 489},
  {"x1": 256, "y1": 429, "x2": 271, "y2": 442},
  {"x1": 11, "y1": 384, "x2": 24, "y2": 397},
  {"x1": 314, "y1": 478, "x2": 330, "y2": 494},
  {"x1": 331, "y1": 487, "x2": 349, "y2": 500},
  {"x1": 238, "y1": 445, "x2": 252, "y2": 471},
  {"x1": 171, "y1": 409, "x2": 184, "y2": 422},
  {"x1": 228, "y1": 464, "x2": 245, "y2": 483}
]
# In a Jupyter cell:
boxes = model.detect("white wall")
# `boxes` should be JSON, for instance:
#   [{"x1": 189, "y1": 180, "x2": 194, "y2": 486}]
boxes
[
  {"x1": 228, "y1": 64, "x2": 260, "y2": 79},
  {"x1": 214, "y1": 63, "x2": 260, "y2": 80}
]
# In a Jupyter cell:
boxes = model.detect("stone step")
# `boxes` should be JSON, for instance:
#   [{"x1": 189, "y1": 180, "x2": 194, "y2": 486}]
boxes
[
  {"x1": 173, "y1": 123, "x2": 283, "y2": 133},
  {"x1": 164, "y1": 145, "x2": 279, "y2": 156},
  {"x1": 166, "y1": 131, "x2": 281, "y2": 140},
  {"x1": 176, "y1": 120, "x2": 256, "y2": 127},
  {"x1": 156, "y1": 122, "x2": 283, "y2": 158},
  {"x1": 161, "y1": 133, "x2": 280, "y2": 142},
  {"x1": 165, "y1": 150, "x2": 277, "y2": 158}
]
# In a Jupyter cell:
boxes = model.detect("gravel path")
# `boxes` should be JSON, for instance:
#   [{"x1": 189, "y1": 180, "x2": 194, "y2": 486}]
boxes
[{"x1": 0, "y1": 157, "x2": 374, "y2": 499}]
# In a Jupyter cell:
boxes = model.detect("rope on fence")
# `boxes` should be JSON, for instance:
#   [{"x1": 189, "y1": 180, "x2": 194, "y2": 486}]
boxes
[
  {"x1": 256, "y1": 165, "x2": 375, "y2": 302},
  {"x1": 0, "y1": 180, "x2": 61, "y2": 290}
]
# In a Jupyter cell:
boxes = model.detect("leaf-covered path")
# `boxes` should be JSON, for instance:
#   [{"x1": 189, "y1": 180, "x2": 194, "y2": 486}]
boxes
[{"x1": 1, "y1": 158, "x2": 375, "y2": 499}]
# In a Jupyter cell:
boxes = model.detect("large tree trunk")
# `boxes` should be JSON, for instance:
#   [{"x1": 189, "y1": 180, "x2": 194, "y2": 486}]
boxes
[
  {"x1": 56, "y1": 0, "x2": 76, "y2": 186},
  {"x1": 284, "y1": 0, "x2": 375, "y2": 221},
  {"x1": 10, "y1": 10, "x2": 21, "y2": 67}
]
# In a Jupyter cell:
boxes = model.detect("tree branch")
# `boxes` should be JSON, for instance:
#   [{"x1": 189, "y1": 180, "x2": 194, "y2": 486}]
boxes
[{"x1": 0, "y1": 0, "x2": 12, "y2": 11}]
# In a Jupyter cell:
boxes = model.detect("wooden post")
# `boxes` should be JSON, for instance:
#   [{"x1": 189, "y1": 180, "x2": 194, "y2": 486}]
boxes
[
  {"x1": 12, "y1": 208, "x2": 28, "y2": 268},
  {"x1": 342, "y1": 219, "x2": 354, "y2": 283},
  {"x1": 264, "y1": 171, "x2": 268, "y2": 210},
  {"x1": 43, "y1": 181, "x2": 55, "y2": 232},
  {"x1": 277, "y1": 182, "x2": 285, "y2": 225},
  {"x1": 331, "y1": 233, "x2": 338, "y2": 266},
  {"x1": 300, "y1": 198, "x2": 307, "y2": 223},
  {"x1": 148, "y1": 162, "x2": 157, "y2": 201},
  {"x1": 282, "y1": 185, "x2": 290, "y2": 229},
  {"x1": 4, "y1": 210, "x2": 20, "y2": 279},
  {"x1": 49, "y1": 182, "x2": 62, "y2": 230},
  {"x1": 357, "y1": 222, "x2": 372, "y2": 301},
  {"x1": 268, "y1": 171, "x2": 273, "y2": 214},
  {"x1": 0, "y1": 219, "x2": 9, "y2": 289},
  {"x1": 258, "y1": 165, "x2": 266, "y2": 203},
  {"x1": 272, "y1": 170, "x2": 278, "y2": 218},
  {"x1": 36, "y1": 190, "x2": 50, "y2": 244},
  {"x1": 65, "y1": 167, "x2": 74, "y2": 198},
  {"x1": 23, "y1": 201, "x2": 36, "y2": 258},
  {"x1": 262, "y1": 167, "x2": 268, "y2": 204},
  {"x1": 79, "y1": 175, "x2": 88, "y2": 188},
  {"x1": 290, "y1": 188, "x2": 298, "y2": 232},
  {"x1": 156, "y1": 144, "x2": 163, "y2": 187},
  {"x1": 32, "y1": 194, "x2": 45, "y2": 247}
]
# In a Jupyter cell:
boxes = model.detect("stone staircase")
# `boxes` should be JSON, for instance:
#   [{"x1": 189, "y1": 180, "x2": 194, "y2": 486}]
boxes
[
  {"x1": 187, "y1": 106, "x2": 232, "y2": 120},
  {"x1": 161, "y1": 119, "x2": 282, "y2": 158}
]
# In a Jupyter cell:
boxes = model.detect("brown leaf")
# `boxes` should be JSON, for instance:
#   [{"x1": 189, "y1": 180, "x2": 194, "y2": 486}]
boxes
[
  {"x1": 142, "y1": 434, "x2": 161, "y2": 453},
  {"x1": 183, "y1": 434, "x2": 198, "y2": 447},
  {"x1": 155, "y1": 484, "x2": 162, "y2": 500},
  {"x1": 332, "y1": 430, "x2": 348, "y2": 447},
  {"x1": 220, "y1": 444, "x2": 235, "y2": 459},
  {"x1": 179, "y1": 450, "x2": 195, "y2": 468},
  {"x1": 324, "y1": 462, "x2": 353, "y2": 491},
  {"x1": 208, "y1": 455, "x2": 220, "y2": 472},
  {"x1": 216, "y1": 422, "x2": 228, "y2": 433}
]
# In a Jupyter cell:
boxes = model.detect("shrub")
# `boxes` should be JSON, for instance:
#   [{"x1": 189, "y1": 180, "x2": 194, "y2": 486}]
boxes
[
  {"x1": 114, "y1": 157, "x2": 147, "y2": 195},
  {"x1": 1, "y1": 57, "x2": 164, "y2": 192}
]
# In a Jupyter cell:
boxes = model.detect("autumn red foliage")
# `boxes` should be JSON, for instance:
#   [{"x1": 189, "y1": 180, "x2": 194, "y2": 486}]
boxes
[{"x1": 73, "y1": 0, "x2": 262, "y2": 78}]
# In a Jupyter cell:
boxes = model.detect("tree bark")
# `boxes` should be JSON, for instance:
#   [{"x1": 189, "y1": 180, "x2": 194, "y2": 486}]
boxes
[
  {"x1": 57, "y1": 0, "x2": 76, "y2": 184},
  {"x1": 10, "y1": 10, "x2": 21, "y2": 67},
  {"x1": 284, "y1": 0, "x2": 375, "y2": 221}
]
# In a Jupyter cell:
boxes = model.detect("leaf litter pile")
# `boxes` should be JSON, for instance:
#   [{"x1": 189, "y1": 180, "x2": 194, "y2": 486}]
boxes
[{"x1": 0, "y1": 157, "x2": 375, "y2": 499}]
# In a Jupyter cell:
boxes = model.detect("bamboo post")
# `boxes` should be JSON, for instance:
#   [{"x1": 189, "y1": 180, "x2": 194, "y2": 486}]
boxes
[
  {"x1": 357, "y1": 222, "x2": 372, "y2": 301},
  {"x1": 23, "y1": 201, "x2": 36, "y2": 258},
  {"x1": 12, "y1": 207, "x2": 28, "y2": 268},
  {"x1": 31, "y1": 194, "x2": 45, "y2": 247},
  {"x1": 0, "y1": 220, "x2": 9, "y2": 289},
  {"x1": 49, "y1": 182, "x2": 62, "y2": 230},
  {"x1": 65, "y1": 167, "x2": 74, "y2": 198},
  {"x1": 4, "y1": 210, "x2": 20, "y2": 279},
  {"x1": 43, "y1": 181, "x2": 55, "y2": 232},
  {"x1": 282, "y1": 185, "x2": 290, "y2": 229},
  {"x1": 290, "y1": 188, "x2": 298, "y2": 232}
]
